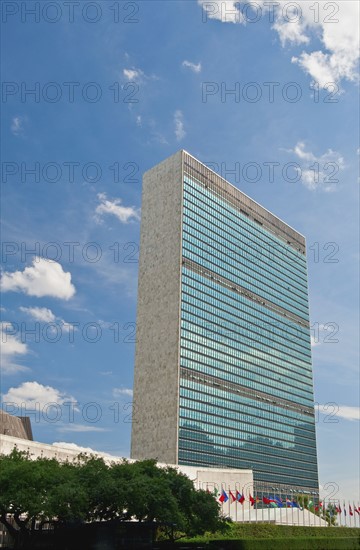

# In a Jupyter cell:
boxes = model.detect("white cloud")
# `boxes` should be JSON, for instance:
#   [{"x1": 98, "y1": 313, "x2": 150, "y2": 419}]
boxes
[
  {"x1": 287, "y1": 141, "x2": 345, "y2": 192},
  {"x1": 19, "y1": 306, "x2": 77, "y2": 333},
  {"x1": 271, "y1": 1, "x2": 360, "y2": 88},
  {"x1": 182, "y1": 60, "x2": 202, "y2": 73},
  {"x1": 1, "y1": 257, "x2": 76, "y2": 300},
  {"x1": 19, "y1": 306, "x2": 55, "y2": 323},
  {"x1": 269, "y1": 2, "x2": 313, "y2": 46},
  {"x1": 123, "y1": 68, "x2": 158, "y2": 84},
  {"x1": 95, "y1": 193, "x2": 140, "y2": 224},
  {"x1": 310, "y1": 335, "x2": 320, "y2": 347},
  {"x1": 113, "y1": 387, "x2": 133, "y2": 398},
  {"x1": 11, "y1": 115, "x2": 27, "y2": 136},
  {"x1": 57, "y1": 424, "x2": 108, "y2": 433},
  {"x1": 198, "y1": 1, "x2": 360, "y2": 88},
  {"x1": 0, "y1": 322, "x2": 29, "y2": 374},
  {"x1": 136, "y1": 115, "x2": 142, "y2": 127},
  {"x1": 336, "y1": 406, "x2": 360, "y2": 422},
  {"x1": 319, "y1": 405, "x2": 360, "y2": 422},
  {"x1": 123, "y1": 68, "x2": 144, "y2": 82},
  {"x1": 174, "y1": 110, "x2": 186, "y2": 141},
  {"x1": 2, "y1": 381, "x2": 76, "y2": 409},
  {"x1": 198, "y1": 0, "x2": 244, "y2": 24}
]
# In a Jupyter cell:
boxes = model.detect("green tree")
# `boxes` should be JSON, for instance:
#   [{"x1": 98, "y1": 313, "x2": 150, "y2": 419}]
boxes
[
  {"x1": 296, "y1": 494, "x2": 337, "y2": 526},
  {"x1": 0, "y1": 449, "x2": 86, "y2": 547},
  {"x1": 0, "y1": 452, "x2": 224, "y2": 546}
]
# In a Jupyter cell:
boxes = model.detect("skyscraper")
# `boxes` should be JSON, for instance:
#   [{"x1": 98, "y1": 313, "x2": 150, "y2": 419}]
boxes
[{"x1": 131, "y1": 150, "x2": 319, "y2": 495}]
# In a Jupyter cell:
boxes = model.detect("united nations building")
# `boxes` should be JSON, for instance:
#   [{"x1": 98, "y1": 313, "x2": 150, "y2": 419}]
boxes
[{"x1": 131, "y1": 150, "x2": 319, "y2": 497}]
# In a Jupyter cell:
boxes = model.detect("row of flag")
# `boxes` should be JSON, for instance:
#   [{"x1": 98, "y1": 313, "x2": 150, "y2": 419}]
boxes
[
  {"x1": 215, "y1": 489, "x2": 300, "y2": 508},
  {"x1": 334, "y1": 504, "x2": 360, "y2": 516},
  {"x1": 211, "y1": 488, "x2": 360, "y2": 516}
]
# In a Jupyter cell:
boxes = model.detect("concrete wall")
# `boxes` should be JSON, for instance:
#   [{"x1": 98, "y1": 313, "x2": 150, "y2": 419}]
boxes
[
  {"x1": 0, "y1": 411, "x2": 33, "y2": 440},
  {"x1": 130, "y1": 150, "x2": 184, "y2": 464}
]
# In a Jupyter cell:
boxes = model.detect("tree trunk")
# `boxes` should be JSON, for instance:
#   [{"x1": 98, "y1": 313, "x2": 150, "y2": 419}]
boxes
[{"x1": 0, "y1": 514, "x2": 19, "y2": 542}]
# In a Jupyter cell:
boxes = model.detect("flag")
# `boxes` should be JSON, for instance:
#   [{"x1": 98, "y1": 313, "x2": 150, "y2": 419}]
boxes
[
  {"x1": 236, "y1": 491, "x2": 245, "y2": 504},
  {"x1": 349, "y1": 505, "x2": 353, "y2": 516},
  {"x1": 292, "y1": 501, "x2": 300, "y2": 509},
  {"x1": 338, "y1": 504, "x2": 342, "y2": 514},
  {"x1": 269, "y1": 497, "x2": 283, "y2": 508},
  {"x1": 262, "y1": 496, "x2": 271, "y2": 505},
  {"x1": 354, "y1": 506, "x2": 360, "y2": 515},
  {"x1": 219, "y1": 489, "x2": 229, "y2": 503},
  {"x1": 343, "y1": 503, "x2": 347, "y2": 516},
  {"x1": 229, "y1": 490, "x2": 236, "y2": 503},
  {"x1": 314, "y1": 501, "x2": 322, "y2": 512},
  {"x1": 213, "y1": 487, "x2": 219, "y2": 497},
  {"x1": 275, "y1": 496, "x2": 283, "y2": 507},
  {"x1": 286, "y1": 498, "x2": 293, "y2": 507},
  {"x1": 335, "y1": 505, "x2": 341, "y2": 514}
]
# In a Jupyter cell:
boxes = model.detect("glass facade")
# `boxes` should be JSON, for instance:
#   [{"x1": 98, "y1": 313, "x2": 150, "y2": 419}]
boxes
[{"x1": 178, "y1": 166, "x2": 319, "y2": 493}]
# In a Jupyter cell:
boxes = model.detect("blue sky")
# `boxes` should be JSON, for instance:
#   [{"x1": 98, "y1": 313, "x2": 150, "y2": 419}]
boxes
[{"x1": 1, "y1": 1, "x2": 359, "y2": 502}]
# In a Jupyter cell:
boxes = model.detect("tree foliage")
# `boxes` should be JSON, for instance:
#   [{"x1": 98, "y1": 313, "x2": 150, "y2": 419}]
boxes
[
  {"x1": 0, "y1": 450, "x2": 224, "y2": 545},
  {"x1": 296, "y1": 494, "x2": 337, "y2": 526}
]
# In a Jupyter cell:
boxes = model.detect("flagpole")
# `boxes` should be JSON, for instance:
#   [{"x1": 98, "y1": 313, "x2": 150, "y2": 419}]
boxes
[
  {"x1": 297, "y1": 495, "x2": 300, "y2": 525},
  {"x1": 339, "y1": 500, "x2": 342, "y2": 527},
  {"x1": 355, "y1": 503, "x2": 357, "y2": 528},
  {"x1": 255, "y1": 490, "x2": 258, "y2": 524},
  {"x1": 242, "y1": 487, "x2": 244, "y2": 524},
  {"x1": 350, "y1": 502, "x2": 352, "y2": 528},
  {"x1": 228, "y1": 486, "x2": 230, "y2": 519},
  {"x1": 283, "y1": 489, "x2": 287, "y2": 526},
  {"x1": 355, "y1": 503, "x2": 358, "y2": 528},
  {"x1": 235, "y1": 488, "x2": 237, "y2": 523},
  {"x1": 338, "y1": 501, "x2": 341, "y2": 527},
  {"x1": 303, "y1": 496, "x2": 305, "y2": 527}
]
